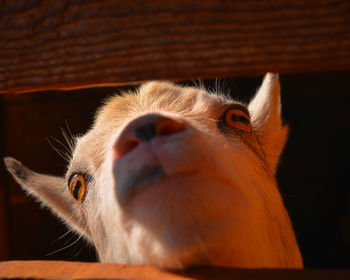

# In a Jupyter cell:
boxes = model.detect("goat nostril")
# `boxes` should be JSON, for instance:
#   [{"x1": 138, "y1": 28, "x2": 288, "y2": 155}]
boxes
[
  {"x1": 134, "y1": 119, "x2": 185, "y2": 142},
  {"x1": 157, "y1": 119, "x2": 185, "y2": 136},
  {"x1": 135, "y1": 124, "x2": 156, "y2": 142},
  {"x1": 115, "y1": 116, "x2": 186, "y2": 158},
  {"x1": 115, "y1": 138, "x2": 140, "y2": 159},
  {"x1": 123, "y1": 139, "x2": 139, "y2": 155}
]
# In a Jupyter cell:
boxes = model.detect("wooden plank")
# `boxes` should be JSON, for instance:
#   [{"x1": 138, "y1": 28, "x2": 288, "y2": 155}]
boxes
[
  {"x1": 1, "y1": 261, "x2": 350, "y2": 280},
  {"x1": 0, "y1": 0, "x2": 349, "y2": 94},
  {"x1": 0, "y1": 261, "x2": 350, "y2": 280}
]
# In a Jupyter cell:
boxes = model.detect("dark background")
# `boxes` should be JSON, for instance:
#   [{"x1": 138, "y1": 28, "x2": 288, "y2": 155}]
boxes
[{"x1": 0, "y1": 71, "x2": 349, "y2": 268}]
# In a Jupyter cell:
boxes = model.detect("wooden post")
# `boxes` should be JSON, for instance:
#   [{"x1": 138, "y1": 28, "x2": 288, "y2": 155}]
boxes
[{"x1": 0, "y1": 95, "x2": 10, "y2": 260}]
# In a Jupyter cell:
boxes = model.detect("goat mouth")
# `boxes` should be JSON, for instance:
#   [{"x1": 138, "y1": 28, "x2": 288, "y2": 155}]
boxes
[{"x1": 115, "y1": 164, "x2": 165, "y2": 207}]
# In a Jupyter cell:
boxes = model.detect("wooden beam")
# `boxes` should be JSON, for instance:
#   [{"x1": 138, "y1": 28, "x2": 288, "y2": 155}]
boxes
[
  {"x1": 1, "y1": 261, "x2": 350, "y2": 280},
  {"x1": 0, "y1": 96, "x2": 10, "y2": 260},
  {"x1": 1, "y1": 0, "x2": 349, "y2": 94}
]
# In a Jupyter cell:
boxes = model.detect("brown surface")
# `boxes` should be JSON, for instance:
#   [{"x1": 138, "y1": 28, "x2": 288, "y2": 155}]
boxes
[
  {"x1": 0, "y1": 97, "x2": 9, "y2": 260},
  {"x1": 0, "y1": 261, "x2": 187, "y2": 280},
  {"x1": 1, "y1": 0, "x2": 350, "y2": 94},
  {"x1": 1, "y1": 261, "x2": 350, "y2": 280}
]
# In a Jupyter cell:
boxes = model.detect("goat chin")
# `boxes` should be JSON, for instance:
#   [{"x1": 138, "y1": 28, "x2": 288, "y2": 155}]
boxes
[{"x1": 4, "y1": 73, "x2": 303, "y2": 269}]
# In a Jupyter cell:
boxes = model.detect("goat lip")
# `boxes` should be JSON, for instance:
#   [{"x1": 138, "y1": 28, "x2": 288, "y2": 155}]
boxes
[{"x1": 115, "y1": 164, "x2": 166, "y2": 208}]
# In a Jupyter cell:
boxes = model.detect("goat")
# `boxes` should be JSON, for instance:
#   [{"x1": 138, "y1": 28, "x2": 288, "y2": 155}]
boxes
[{"x1": 4, "y1": 73, "x2": 303, "y2": 269}]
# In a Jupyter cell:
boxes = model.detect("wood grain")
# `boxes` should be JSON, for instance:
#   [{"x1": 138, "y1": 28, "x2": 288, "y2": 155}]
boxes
[
  {"x1": 0, "y1": 0, "x2": 350, "y2": 93},
  {"x1": 1, "y1": 261, "x2": 350, "y2": 280}
]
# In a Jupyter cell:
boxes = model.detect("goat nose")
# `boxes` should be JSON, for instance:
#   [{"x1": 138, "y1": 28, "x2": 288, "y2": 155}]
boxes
[
  {"x1": 114, "y1": 114, "x2": 186, "y2": 158},
  {"x1": 135, "y1": 123, "x2": 156, "y2": 142}
]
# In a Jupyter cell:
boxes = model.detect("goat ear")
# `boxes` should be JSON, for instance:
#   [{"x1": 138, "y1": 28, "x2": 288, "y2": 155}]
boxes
[
  {"x1": 3, "y1": 157, "x2": 88, "y2": 238},
  {"x1": 248, "y1": 73, "x2": 289, "y2": 172}
]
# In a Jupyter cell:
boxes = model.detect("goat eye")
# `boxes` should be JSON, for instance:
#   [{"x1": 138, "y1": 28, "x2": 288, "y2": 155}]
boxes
[
  {"x1": 68, "y1": 174, "x2": 87, "y2": 203},
  {"x1": 223, "y1": 107, "x2": 251, "y2": 133}
]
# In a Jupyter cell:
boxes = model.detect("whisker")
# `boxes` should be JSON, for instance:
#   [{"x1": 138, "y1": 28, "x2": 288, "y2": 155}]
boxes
[
  {"x1": 62, "y1": 120, "x2": 76, "y2": 153},
  {"x1": 52, "y1": 229, "x2": 73, "y2": 244},
  {"x1": 46, "y1": 229, "x2": 86, "y2": 257},
  {"x1": 52, "y1": 135, "x2": 72, "y2": 155},
  {"x1": 47, "y1": 138, "x2": 71, "y2": 162}
]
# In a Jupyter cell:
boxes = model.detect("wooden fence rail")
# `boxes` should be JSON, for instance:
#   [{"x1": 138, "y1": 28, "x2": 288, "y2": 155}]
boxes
[
  {"x1": 1, "y1": 0, "x2": 350, "y2": 94},
  {"x1": 1, "y1": 261, "x2": 350, "y2": 280}
]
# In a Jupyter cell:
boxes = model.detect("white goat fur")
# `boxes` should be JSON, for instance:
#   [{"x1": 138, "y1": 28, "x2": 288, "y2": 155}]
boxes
[{"x1": 5, "y1": 74, "x2": 303, "y2": 269}]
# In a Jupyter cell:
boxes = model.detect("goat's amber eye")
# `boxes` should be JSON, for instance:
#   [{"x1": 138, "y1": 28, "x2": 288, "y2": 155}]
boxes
[
  {"x1": 69, "y1": 174, "x2": 87, "y2": 203},
  {"x1": 224, "y1": 108, "x2": 251, "y2": 132}
]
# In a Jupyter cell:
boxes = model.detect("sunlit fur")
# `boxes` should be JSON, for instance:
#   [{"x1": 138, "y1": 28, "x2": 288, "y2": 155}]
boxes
[{"x1": 4, "y1": 74, "x2": 303, "y2": 269}]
